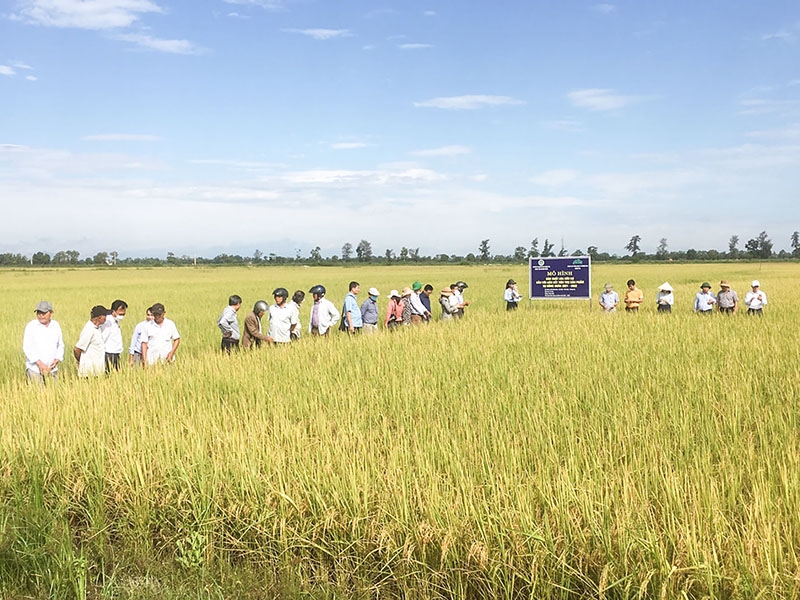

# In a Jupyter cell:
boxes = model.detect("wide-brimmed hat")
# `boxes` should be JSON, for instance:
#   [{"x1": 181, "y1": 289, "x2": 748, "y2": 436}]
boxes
[
  {"x1": 401, "y1": 287, "x2": 413, "y2": 297},
  {"x1": 603, "y1": 282, "x2": 613, "y2": 291},
  {"x1": 719, "y1": 280, "x2": 730, "y2": 288},
  {"x1": 658, "y1": 282, "x2": 673, "y2": 292},
  {"x1": 368, "y1": 287, "x2": 379, "y2": 296},
  {"x1": 387, "y1": 289, "x2": 400, "y2": 299},
  {"x1": 751, "y1": 280, "x2": 760, "y2": 287},
  {"x1": 440, "y1": 288, "x2": 452, "y2": 296},
  {"x1": 412, "y1": 281, "x2": 422, "y2": 291},
  {"x1": 700, "y1": 282, "x2": 711, "y2": 289}
]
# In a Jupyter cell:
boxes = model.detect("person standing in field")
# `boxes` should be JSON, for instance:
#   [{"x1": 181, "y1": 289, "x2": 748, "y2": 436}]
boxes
[
  {"x1": 744, "y1": 280, "x2": 768, "y2": 315},
  {"x1": 453, "y1": 281, "x2": 470, "y2": 318},
  {"x1": 504, "y1": 279, "x2": 523, "y2": 310},
  {"x1": 100, "y1": 299, "x2": 128, "y2": 371},
  {"x1": 141, "y1": 303, "x2": 181, "y2": 366},
  {"x1": 624, "y1": 279, "x2": 644, "y2": 312},
  {"x1": 439, "y1": 288, "x2": 456, "y2": 320},
  {"x1": 409, "y1": 281, "x2": 431, "y2": 324},
  {"x1": 267, "y1": 288, "x2": 297, "y2": 344},
  {"x1": 599, "y1": 283, "x2": 619, "y2": 312},
  {"x1": 218, "y1": 294, "x2": 242, "y2": 353},
  {"x1": 23, "y1": 300, "x2": 64, "y2": 385},
  {"x1": 308, "y1": 285, "x2": 340, "y2": 336},
  {"x1": 420, "y1": 284, "x2": 434, "y2": 322},
  {"x1": 360, "y1": 287, "x2": 380, "y2": 334},
  {"x1": 242, "y1": 300, "x2": 270, "y2": 349},
  {"x1": 694, "y1": 282, "x2": 716, "y2": 314},
  {"x1": 74, "y1": 305, "x2": 109, "y2": 377},
  {"x1": 342, "y1": 281, "x2": 363, "y2": 334},
  {"x1": 400, "y1": 287, "x2": 413, "y2": 326},
  {"x1": 288, "y1": 290, "x2": 305, "y2": 340},
  {"x1": 128, "y1": 306, "x2": 153, "y2": 365},
  {"x1": 656, "y1": 283, "x2": 674, "y2": 313},
  {"x1": 717, "y1": 280, "x2": 739, "y2": 314},
  {"x1": 449, "y1": 283, "x2": 466, "y2": 317},
  {"x1": 385, "y1": 290, "x2": 404, "y2": 330}
]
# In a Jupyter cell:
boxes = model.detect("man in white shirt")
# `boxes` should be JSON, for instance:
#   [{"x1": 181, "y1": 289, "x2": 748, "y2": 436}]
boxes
[
  {"x1": 308, "y1": 285, "x2": 340, "y2": 336},
  {"x1": 74, "y1": 305, "x2": 108, "y2": 377},
  {"x1": 267, "y1": 288, "x2": 298, "y2": 344},
  {"x1": 744, "y1": 280, "x2": 768, "y2": 315},
  {"x1": 128, "y1": 307, "x2": 154, "y2": 365},
  {"x1": 141, "y1": 303, "x2": 181, "y2": 366},
  {"x1": 23, "y1": 300, "x2": 65, "y2": 385},
  {"x1": 100, "y1": 299, "x2": 127, "y2": 371}
]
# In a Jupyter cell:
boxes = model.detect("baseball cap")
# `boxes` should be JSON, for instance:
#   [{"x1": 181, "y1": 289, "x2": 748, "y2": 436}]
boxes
[{"x1": 35, "y1": 300, "x2": 53, "y2": 313}]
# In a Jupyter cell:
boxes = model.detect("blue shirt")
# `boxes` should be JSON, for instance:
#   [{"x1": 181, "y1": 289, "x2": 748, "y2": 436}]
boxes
[
  {"x1": 344, "y1": 292, "x2": 363, "y2": 327},
  {"x1": 360, "y1": 297, "x2": 379, "y2": 325}
]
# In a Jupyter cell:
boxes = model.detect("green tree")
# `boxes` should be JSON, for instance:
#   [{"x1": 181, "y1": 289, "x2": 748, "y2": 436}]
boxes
[
  {"x1": 513, "y1": 246, "x2": 527, "y2": 262},
  {"x1": 656, "y1": 238, "x2": 668, "y2": 259},
  {"x1": 625, "y1": 235, "x2": 641, "y2": 257},
  {"x1": 528, "y1": 238, "x2": 539, "y2": 258},
  {"x1": 791, "y1": 231, "x2": 800, "y2": 257},
  {"x1": 542, "y1": 239, "x2": 555, "y2": 257},
  {"x1": 341, "y1": 242, "x2": 353, "y2": 262},
  {"x1": 728, "y1": 235, "x2": 739, "y2": 258},
  {"x1": 478, "y1": 239, "x2": 491, "y2": 261},
  {"x1": 356, "y1": 240, "x2": 373, "y2": 262}
]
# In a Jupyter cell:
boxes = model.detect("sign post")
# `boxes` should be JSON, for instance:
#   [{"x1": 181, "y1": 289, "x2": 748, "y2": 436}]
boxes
[{"x1": 529, "y1": 256, "x2": 592, "y2": 302}]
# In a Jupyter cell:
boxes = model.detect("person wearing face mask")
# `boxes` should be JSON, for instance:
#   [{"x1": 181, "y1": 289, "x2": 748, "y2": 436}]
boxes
[
  {"x1": 360, "y1": 287, "x2": 380, "y2": 334},
  {"x1": 129, "y1": 307, "x2": 154, "y2": 366},
  {"x1": 100, "y1": 299, "x2": 128, "y2": 371}
]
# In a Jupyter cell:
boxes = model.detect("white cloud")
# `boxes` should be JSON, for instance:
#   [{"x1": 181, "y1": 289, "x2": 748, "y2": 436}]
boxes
[
  {"x1": 12, "y1": 0, "x2": 163, "y2": 30},
  {"x1": 9, "y1": 61, "x2": 33, "y2": 69},
  {"x1": 545, "y1": 119, "x2": 584, "y2": 133},
  {"x1": 424, "y1": 11, "x2": 436, "y2": 17},
  {"x1": 227, "y1": 12, "x2": 250, "y2": 19},
  {"x1": 26, "y1": 75, "x2": 38, "y2": 81},
  {"x1": 593, "y1": 4, "x2": 616, "y2": 13},
  {"x1": 413, "y1": 95, "x2": 525, "y2": 110},
  {"x1": 0, "y1": 66, "x2": 15, "y2": 76},
  {"x1": 82, "y1": 133, "x2": 163, "y2": 142},
  {"x1": 109, "y1": 32, "x2": 203, "y2": 54},
  {"x1": 760, "y1": 23, "x2": 799, "y2": 43},
  {"x1": 330, "y1": 142, "x2": 368, "y2": 150},
  {"x1": 738, "y1": 98, "x2": 800, "y2": 116},
  {"x1": 283, "y1": 28, "x2": 352, "y2": 40},
  {"x1": 530, "y1": 169, "x2": 581, "y2": 187},
  {"x1": 224, "y1": 0, "x2": 285, "y2": 9},
  {"x1": 746, "y1": 125, "x2": 800, "y2": 140},
  {"x1": 411, "y1": 145, "x2": 471, "y2": 157},
  {"x1": 567, "y1": 88, "x2": 643, "y2": 111},
  {"x1": 399, "y1": 43, "x2": 433, "y2": 49}
]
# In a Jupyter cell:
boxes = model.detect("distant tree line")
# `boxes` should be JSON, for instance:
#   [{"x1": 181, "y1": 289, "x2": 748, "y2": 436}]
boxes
[{"x1": 3, "y1": 230, "x2": 799, "y2": 267}]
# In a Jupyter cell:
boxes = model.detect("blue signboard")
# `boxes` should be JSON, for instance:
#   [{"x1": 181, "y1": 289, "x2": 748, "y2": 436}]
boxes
[{"x1": 529, "y1": 256, "x2": 591, "y2": 300}]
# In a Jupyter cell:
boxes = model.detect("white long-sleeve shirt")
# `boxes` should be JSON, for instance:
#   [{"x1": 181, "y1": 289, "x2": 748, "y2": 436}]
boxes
[{"x1": 23, "y1": 319, "x2": 65, "y2": 374}]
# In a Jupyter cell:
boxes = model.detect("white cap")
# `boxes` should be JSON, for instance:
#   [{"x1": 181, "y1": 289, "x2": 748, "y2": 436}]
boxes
[
  {"x1": 368, "y1": 287, "x2": 380, "y2": 296},
  {"x1": 751, "y1": 280, "x2": 760, "y2": 287}
]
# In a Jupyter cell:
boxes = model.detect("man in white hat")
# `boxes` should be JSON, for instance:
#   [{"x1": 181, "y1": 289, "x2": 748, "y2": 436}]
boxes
[
  {"x1": 599, "y1": 283, "x2": 619, "y2": 312},
  {"x1": 360, "y1": 287, "x2": 380, "y2": 334},
  {"x1": 744, "y1": 280, "x2": 767, "y2": 315},
  {"x1": 23, "y1": 300, "x2": 65, "y2": 385}
]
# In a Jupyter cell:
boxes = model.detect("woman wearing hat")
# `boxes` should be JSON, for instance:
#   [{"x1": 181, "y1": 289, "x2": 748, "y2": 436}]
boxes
[
  {"x1": 384, "y1": 290, "x2": 404, "y2": 330},
  {"x1": 656, "y1": 282, "x2": 674, "y2": 313},
  {"x1": 400, "y1": 287, "x2": 413, "y2": 326},
  {"x1": 439, "y1": 288, "x2": 457, "y2": 320},
  {"x1": 504, "y1": 279, "x2": 522, "y2": 310}
]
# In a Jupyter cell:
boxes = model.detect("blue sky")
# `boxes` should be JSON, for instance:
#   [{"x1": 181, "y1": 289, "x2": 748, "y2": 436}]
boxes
[{"x1": 1, "y1": 1, "x2": 799, "y2": 258}]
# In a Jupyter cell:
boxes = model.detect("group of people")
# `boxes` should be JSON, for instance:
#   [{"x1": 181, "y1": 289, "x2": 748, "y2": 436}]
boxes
[
  {"x1": 599, "y1": 279, "x2": 768, "y2": 315},
  {"x1": 22, "y1": 299, "x2": 181, "y2": 384},
  {"x1": 216, "y1": 280, "x2": 473, "y2": 350}
]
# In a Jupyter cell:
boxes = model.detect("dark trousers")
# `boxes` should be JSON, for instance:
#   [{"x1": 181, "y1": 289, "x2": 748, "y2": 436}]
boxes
[
  {"x1": 719, "y1": 306, "x2": 735, "y2": 314},
  {"x1": 221, "y1": 338, "x2": 240, "y2": 353},
  {"x1": 747, "y1": 308, "x2": 763, "y2": 316},
  {"x1": 506, "y1": 302, "x2": 518, "y2": 311},
  {"x1": 657, "y1": 304, "x2": 671, "y2": 313},
  {"x1": 105, "y1": 353, "x2": 120, "y2": 372}
]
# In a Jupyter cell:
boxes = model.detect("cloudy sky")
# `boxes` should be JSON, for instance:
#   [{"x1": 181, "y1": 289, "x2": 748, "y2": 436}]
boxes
[{"x1": 1, "y1": 1, "x2": 799, "y2": 258}]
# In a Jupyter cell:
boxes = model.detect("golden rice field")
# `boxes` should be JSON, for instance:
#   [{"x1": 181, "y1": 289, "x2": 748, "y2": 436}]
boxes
[{"x1": 0, "y1": 262, "x2": 799, "y2": 599}]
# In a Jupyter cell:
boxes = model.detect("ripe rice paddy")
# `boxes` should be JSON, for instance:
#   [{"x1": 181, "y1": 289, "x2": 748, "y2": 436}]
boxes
[{"x1": 0, "y1": 263, "x2": 798, "y2": 599}]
